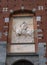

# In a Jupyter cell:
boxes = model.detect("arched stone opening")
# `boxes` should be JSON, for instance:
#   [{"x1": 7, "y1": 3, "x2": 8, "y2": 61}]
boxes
[{"x1": 12, "y1": 59, "x2": 34, "y2": 65}]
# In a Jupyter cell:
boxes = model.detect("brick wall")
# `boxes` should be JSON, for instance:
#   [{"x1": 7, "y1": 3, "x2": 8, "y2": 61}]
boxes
[{"x1": 0, "y1": 0, "x2": 47, "y2": 64}]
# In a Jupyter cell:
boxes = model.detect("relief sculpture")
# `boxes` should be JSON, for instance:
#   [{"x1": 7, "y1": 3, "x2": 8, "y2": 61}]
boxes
[{"x1": 11, "y1": 17, "x2": 34, "y2": 43}]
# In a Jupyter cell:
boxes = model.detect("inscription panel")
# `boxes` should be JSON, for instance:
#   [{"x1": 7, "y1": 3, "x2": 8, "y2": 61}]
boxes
[{"x1": 10, "y1": 44, "x2": 35, "y2": 53}]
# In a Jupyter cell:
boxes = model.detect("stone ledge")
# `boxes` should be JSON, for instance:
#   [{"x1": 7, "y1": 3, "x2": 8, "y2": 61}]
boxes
[{"x1": 7, "y1": 53, "x2": 39, "y2": 57}]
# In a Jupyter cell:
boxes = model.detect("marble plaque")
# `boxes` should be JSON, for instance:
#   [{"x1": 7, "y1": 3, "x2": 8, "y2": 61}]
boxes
[{"x1": 10, "y1": 44, "x2": 35, "y2": 53}]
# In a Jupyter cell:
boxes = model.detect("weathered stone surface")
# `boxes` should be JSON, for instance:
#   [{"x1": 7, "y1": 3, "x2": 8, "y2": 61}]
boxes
[
  {"x1": 38, "y1": 43, "x2": 46, "y2": 65},
  {"x1": 0, "y1": 62, "x2": 5, "y2": 65},
  {"x1": 0, "y1": 41, "x2": 7, "y2": 65}
]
